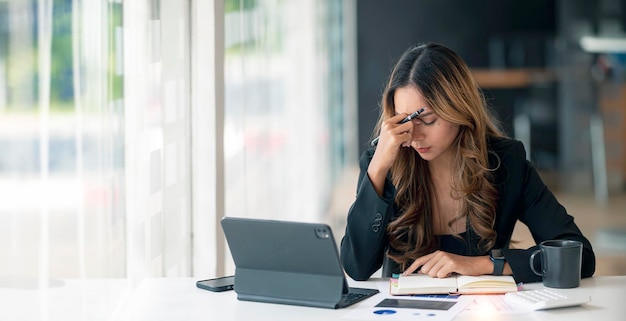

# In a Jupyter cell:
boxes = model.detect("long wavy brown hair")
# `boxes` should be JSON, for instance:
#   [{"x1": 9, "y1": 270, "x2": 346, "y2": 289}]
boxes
[{"x1": 374, "y1": 43, "x2": 506, "y2": 270}]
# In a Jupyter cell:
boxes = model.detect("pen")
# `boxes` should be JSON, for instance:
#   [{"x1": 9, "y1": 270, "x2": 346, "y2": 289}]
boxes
[{"x1": 371, "y1": 107, "x2": 426, "y2": 147}]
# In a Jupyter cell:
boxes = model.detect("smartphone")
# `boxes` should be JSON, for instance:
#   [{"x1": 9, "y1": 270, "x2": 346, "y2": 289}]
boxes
[{"x1": 196, "y1": 275, "x2": 235, "y2": 292}]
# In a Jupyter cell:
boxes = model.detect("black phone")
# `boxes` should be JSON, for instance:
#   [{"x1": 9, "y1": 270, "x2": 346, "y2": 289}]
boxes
[{"x1": 196, "y1": 275, "x2": 235, "y2": 292}]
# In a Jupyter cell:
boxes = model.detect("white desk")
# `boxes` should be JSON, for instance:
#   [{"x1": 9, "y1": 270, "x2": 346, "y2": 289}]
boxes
[{"x1": 2, "y1": 276, "x2": 625, "y2": 320}]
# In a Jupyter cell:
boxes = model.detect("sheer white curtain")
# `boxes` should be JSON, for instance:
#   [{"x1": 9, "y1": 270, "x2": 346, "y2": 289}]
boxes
[
  {"x1": 123, "y1": 0, "x2": 192, "y2": 282},
  {"x1": 0, "y1": 0, "x2": 349, "y2": 294},
  {"x1": 0, "y1": 0, "x2": 197, "y2": 318},
  {"x1": 0, "y1": 0, "x2": 193, "y2": 285},
  {"x1": 0, "y1": 0, "x2": 125, "y2": 282},
  {"x1": 220, "y1": 0, "x2": 349, "y2": 275}
]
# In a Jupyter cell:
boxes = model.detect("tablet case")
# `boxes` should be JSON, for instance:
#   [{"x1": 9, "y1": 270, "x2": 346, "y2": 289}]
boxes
[{"x1": 221, "y1": 217, "x2": 377, "y2": 309}]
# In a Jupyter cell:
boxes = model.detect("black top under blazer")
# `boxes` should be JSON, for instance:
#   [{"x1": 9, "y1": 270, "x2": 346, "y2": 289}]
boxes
[{"x1": 340, "y1": 137, "x2": 596, "y2": 283}]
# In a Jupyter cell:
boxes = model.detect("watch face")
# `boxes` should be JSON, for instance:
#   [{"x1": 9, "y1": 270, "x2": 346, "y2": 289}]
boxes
[{"x1": 491, "y1": 249, "x2": 504, "y2": 259}]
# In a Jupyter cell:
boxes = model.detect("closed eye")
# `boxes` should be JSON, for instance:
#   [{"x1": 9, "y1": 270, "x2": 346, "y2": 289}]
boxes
[{"x1": 413, "y1": 118, "x2": 436, "y2": 126}]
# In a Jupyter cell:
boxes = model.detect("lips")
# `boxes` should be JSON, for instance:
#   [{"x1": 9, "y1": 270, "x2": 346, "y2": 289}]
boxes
[{"x1": 416, "y1": 147, "x2": 431, "y2": 153}]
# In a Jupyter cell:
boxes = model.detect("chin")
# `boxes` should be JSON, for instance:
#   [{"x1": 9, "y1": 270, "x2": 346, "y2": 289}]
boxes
[{"x1": 418, "y1": 155, "x2": 434, "y2": 161}]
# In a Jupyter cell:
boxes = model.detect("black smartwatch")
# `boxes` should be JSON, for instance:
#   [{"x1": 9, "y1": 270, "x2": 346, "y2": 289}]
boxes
[{"x1": 490, "y1": 249, "x2": 505, "y2": 276}]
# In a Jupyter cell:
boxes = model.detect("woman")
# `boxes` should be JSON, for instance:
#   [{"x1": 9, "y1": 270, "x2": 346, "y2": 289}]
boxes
[{"x1": 340, "y1": 43, "x2": 595, "y2": 283}]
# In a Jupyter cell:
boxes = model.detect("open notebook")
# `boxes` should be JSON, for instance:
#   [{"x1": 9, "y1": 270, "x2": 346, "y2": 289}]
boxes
[
  {"x1": 221, "y1": 217, "x2": 379, "y2": 309},
  {"x1": 390, "y1": 273, "x2": 519, "y2": 295}
]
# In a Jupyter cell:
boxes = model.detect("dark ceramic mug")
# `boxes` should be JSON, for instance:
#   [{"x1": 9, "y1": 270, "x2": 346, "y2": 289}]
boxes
[{"x1": 529, "y1": 240, "x2": 582, "y2": 288}]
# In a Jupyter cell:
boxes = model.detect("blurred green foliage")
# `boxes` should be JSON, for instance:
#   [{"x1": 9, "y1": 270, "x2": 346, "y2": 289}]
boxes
[
  {"x1": 225, "y1": 0, "x2": 257, "y2": 13},
  {"x1": 0, "y1": 0, "x2": 123, "y2": 112}
]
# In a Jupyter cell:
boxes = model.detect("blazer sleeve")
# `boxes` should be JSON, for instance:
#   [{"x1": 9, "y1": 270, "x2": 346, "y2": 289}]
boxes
[
  {"x1": 497, "y1": 141, "x2": 596, "y2": 283},
  {"x1": 340, "y1": 149, "x2": 397, "y2": 281}
]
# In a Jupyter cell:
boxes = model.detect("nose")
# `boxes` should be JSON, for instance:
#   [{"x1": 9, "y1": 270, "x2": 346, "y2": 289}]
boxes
[{"x1": 411, "y1": 125, "x2": 426, "y2": 142}]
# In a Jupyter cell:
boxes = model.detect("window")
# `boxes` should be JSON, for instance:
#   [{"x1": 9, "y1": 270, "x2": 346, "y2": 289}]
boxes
[
  {"x1": 0, "y1": 0, "x2": 355, "y2": 287},
  {"x1": 0, "y1": 0, "x2": 193, "y2": 281},
  {"x1": 221, "y1": 0, "x2": 352, "y2": 274},
  {"x1": 0, "y1": 0, "x2": 126, "y2": 279}
]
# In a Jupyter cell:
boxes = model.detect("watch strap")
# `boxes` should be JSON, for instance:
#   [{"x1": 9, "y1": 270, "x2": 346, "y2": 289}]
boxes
[{"x1": 490, "y1": 249, "x2": 505, "y2": 276}]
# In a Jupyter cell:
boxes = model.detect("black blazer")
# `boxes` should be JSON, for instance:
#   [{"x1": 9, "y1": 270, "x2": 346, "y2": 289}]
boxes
[{"x1": 340, "y1": 137, "x2": 595, "y2": 283}]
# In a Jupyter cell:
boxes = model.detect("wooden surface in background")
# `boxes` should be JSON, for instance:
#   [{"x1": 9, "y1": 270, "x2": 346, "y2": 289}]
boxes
[{"x1": 471, "y1": 68, "x2": 557, "y2": 88}]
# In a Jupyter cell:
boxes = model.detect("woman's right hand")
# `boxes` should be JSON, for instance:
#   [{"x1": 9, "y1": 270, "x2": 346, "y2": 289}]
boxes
[{"x1": 367, "y1": 114, "x2": 414, "y2": 196}]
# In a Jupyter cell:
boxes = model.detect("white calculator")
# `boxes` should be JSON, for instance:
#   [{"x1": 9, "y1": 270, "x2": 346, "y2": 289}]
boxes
[{"x1": 504, "y1": 288, "x2": 590, "y2": 310}]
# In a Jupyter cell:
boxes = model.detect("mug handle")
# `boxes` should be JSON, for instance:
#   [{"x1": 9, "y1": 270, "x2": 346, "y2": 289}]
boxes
[{"x1": 529, "y1": 249, "x2": 543, "y2": 276}]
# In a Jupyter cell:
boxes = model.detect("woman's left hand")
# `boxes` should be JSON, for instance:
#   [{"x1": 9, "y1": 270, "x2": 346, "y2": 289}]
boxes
[{"x1": 403, "y1": 250, "x2": 491, "y2": 278}]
